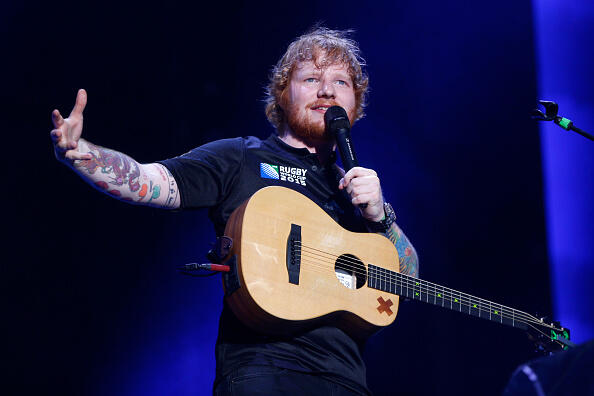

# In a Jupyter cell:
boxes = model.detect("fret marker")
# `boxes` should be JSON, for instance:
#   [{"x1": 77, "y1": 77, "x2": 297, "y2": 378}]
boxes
[
  {"x1": 454, "y1": 298, "x2": 459, "y2": 303},
  {"x1": 472, "y1": 304, "x2": 477, "y2": 308},
  {"x1": 415, "y1": 292, "x2": 419, "y2": 296},
  {"x1": 437, "y1": 293, "x2": 442, "y2": 297},
  {"x1": 377, "y1": 296, "x2": 394, "y2": 316},
  {"x1": 494, "y1": 310, "x2": 499, "y2": 315}
]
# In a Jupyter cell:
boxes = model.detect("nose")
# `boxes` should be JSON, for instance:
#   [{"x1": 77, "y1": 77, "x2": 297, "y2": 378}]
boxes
[{"x1": 318, "y1": 79, "x2": 336, "y2": 99}]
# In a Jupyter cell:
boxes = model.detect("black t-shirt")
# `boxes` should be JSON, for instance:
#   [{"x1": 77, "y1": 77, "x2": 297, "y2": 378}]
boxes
[{"x1": 159, "y1": 134, "x2": 371, "y2": 394}]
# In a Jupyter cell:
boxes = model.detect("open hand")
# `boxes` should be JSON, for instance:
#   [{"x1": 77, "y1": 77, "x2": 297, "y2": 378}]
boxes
[{"x1": 50, "y1": 89, "x2": 92, "y2": 161}]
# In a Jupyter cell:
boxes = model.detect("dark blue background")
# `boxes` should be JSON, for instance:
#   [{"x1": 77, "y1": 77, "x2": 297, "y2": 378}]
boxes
[{"x1": 4, "y1": 0, "x2": 593, "y2": 395}]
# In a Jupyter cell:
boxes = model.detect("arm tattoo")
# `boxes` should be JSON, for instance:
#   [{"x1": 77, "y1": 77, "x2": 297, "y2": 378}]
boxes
[
  {"x1": 156, "y1": 164, "x2": 179, "y2": 208},
  {"x1": 384, "y1": 223, "x2": 419, "y2": 278},
  {"x1": 73, "y1": 142, "x2": 176, "y2": 208},
  {"x1": 74, "y1": 142, "x2": 141, "y2": 200}
]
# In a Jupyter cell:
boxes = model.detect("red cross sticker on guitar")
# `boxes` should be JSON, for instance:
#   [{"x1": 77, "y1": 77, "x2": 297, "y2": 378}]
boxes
[{"x1": 377, "y1": 296, "x2": 394, "y2": 316}]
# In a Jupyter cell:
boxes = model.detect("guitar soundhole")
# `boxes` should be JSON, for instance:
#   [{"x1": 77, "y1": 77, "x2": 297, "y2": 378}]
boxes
[{"x1": 335, "y1": 254, "x2": 366, "y2": 290}]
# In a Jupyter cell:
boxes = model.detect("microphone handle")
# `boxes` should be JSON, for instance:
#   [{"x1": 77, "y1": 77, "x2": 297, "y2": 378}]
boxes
[
  {"x1": 334, "y1": 128, "x2": 358, "y2": 171},
  {"x1": 334, "y1": 128, "x2": 367, "y2": 208}
]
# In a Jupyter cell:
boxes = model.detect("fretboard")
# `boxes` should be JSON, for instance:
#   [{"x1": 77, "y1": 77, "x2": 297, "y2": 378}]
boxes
[{"x1": 367, "y1": 264, "x2": 530, "y2": 330}]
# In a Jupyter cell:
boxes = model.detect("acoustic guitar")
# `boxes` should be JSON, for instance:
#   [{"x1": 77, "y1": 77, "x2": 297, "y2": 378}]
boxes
[{"x1": 220, "y1": 186, "x2": 573, "y2": 352}]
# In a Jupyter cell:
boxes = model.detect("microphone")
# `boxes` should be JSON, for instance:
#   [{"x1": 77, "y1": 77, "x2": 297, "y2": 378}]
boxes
[
  {"x1": 324, "y1": 106, "x2": 359, "y2": 171},
  {"x1": 324, "y1": 106, "x2": 367, "y2": 208}
]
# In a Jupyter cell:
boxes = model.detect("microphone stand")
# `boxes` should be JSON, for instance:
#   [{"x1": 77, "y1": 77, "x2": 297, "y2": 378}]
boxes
[{"x1": 532, "y1": 100, "x2": 594, "y2": 142}]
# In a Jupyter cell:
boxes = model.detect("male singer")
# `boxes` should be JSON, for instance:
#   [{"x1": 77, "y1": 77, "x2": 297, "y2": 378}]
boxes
[{"x1": 51, "y1": 27, "x2": 418, "y2": 395}]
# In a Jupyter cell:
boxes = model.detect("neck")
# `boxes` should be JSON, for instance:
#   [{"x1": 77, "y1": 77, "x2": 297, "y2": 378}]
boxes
[{"x1": 278, "y1": 125, "x2": 336, "y2": 165}]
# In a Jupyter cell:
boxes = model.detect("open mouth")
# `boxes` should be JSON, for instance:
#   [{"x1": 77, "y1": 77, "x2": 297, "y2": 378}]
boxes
[{"x1": 311, "y1": 105, "x2": 331, "y2": 113}]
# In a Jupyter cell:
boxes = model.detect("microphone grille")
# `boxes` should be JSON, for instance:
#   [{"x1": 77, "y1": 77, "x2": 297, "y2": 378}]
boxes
[{"x1": 324, "y1": 106, "x2": 350, "y2": 131}]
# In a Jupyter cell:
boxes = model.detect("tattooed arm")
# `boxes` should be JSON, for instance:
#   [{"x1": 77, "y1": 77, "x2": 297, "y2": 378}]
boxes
[
  {"x1": 70, "y1": 139, "x2": 180, "y2": 208},
  {"x1": 50, "y1": 89, "x2": 180, "y2": 209},
  {"x1": 382, "y1": 221, "x2": 419, "y2": 278}
]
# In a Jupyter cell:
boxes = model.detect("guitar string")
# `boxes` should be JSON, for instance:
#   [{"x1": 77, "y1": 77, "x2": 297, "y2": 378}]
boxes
[
  {"x1": 296, "y1": 244, "x2": 543, "y2": 326},
  {"x1": 291, "y1": 234, "x2": 559, "y2": 333},
  {"x1": 296, "y1": 254, "x2": 558, "y2": 334},
  {"x1": 295, "y1": 240, "x2": 545, "y2": 325},
  {"x1": 526, "y1": 322, "x2": 569, "y2": 350},
  {"x1": 293, "y1": 245, "x2": 557, "y2": 331},
  {"x1": 295, "y1": 241, "x2": 541, "y2": 324},
  {"x1": 293, "y1": 260, "x2": 567, "y2": 351},
  {"x1": 299, "y1": 248, "x2": 555, "y2": 332},
  {"x1": 298, "y1": 253, "x2": 544, "y2": 329}
]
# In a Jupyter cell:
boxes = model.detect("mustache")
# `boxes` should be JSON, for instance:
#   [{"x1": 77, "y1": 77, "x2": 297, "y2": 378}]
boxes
[{"x1": 308, "y1": 100, "x2": 340, "y2": 109}]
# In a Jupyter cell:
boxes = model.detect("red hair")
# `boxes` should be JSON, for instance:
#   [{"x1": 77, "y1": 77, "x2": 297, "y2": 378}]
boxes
[{"x1": 265, "y1": 27, "x2": 369, "y2": 129}]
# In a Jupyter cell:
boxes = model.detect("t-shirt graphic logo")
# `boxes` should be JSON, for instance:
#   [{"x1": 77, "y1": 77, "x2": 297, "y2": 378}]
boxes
[
  {"x1": 260, "y1": 163, "x2": 280, "y2": 179},
  {"x1": 260, "y1": 162, "x2": 308, "y2": 186}
]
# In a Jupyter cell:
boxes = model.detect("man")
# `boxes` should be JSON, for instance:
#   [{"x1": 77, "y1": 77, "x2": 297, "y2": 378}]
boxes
[{"x1": 51, "y1": 27, "x2": 418, "y2": 395}]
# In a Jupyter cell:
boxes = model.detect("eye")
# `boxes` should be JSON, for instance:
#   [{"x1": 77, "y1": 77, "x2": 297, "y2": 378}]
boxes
[
  {"x1": 335, "y1": 80, "x2": 348, "y2": 86},
  {"x1": 305, "y1": 77, "x2": 319, "y2": 83}
]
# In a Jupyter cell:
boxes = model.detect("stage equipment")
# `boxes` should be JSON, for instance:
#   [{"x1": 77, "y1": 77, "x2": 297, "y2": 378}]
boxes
[{"x1": 532, "y1": 100, "x2": 594, "y2": 141}]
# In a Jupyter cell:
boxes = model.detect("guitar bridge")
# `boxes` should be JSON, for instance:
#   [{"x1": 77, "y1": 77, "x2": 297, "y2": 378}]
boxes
[{"x1": 286, "y1": 224, "x2": 301, "y2": 285}]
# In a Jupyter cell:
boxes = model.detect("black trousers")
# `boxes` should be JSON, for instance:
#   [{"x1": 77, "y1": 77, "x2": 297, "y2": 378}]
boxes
[{"x1": 214, "y1": 365, "x2": 369, "y2": 396}]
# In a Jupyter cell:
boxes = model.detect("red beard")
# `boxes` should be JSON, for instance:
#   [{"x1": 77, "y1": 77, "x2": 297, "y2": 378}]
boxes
[{"x1": 284, "y1": 100, "x2": 355, "y2": 143}]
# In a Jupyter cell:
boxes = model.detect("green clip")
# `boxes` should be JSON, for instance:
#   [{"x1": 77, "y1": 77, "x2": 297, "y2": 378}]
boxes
[{"x1": 558, "y1": 117, "x2": 572, "y2": 130}]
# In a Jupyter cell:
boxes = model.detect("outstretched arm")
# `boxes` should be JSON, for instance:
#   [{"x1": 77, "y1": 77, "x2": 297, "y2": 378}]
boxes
[
  {"x1": 71, "y1": 140, "x2": 180, "y2": 208},
  {"x1": 50, "y1": 89, "x2": 180, "y2": 209},
  {"x1": 339, "y1": 166, "x2": 419, "y2": 277}
]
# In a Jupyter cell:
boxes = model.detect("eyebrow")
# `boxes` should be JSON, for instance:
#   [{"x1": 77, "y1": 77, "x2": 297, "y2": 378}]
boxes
[{"x1": 295, "y1": 67, "x2": 350, "y2": 78}]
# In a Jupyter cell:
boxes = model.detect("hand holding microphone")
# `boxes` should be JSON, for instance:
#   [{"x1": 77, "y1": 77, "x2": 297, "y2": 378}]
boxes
[{"x1": 324, "y1": 106, "x2": 385, "y2": 222}]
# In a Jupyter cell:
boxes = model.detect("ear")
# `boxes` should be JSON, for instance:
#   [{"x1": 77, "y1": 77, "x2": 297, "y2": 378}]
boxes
[{"x1": 278, "y1": 87, "x2": 289, "y2": 112}]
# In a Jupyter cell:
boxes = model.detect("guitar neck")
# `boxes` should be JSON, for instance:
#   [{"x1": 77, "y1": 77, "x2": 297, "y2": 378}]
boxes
[{"x1": 368, "y1": 264, "x2": 534, "y2": 331}]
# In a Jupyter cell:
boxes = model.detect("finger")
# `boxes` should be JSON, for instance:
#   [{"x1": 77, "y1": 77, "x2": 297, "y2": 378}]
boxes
[
  {"x1": 69, "y1": 88, "x2": 87, "y2": 117},
  {"x1": 351, "y1": 192, "x2": 382, "y2": 206},
  {"x1": 50, "y1": 129, "x2": 62, "y2": 143},
  {"x1": 53, "y1": 136, "x2": 78, "y2": 151},
  {"x1": 347, "y1": 184, "x2": 377, "y2": 198},
  {"x1": 349, "y1": 175, "x2": 379, "y2": 188},
  {"x1": 347, "y1": 167, "x2": 376, "y2": 178},
  {"x1": 346, "y1": 183, "x2": 354, "y2": 195},
  {"x1": 349, "y1": 183, "x2": 377, "y2": 196},
  {"x1": 343, "y1": 167, "x2": 376, "y2": 186},
  {"x1": 352, "y1": 194, "x2": 371, "y2": 206},
  {"x1": 338, "y1": 178, "x2": 345, "y2": 190},
  {"x1": 52, "y1": 109, "x2": 64, "y2": 128},
  {"x1": 51, "y1": 129, "x2": 71, "y2": 150},
  {"x1": 342, "y1": 169, "x2": 354, "y2": 187},
  {"x1": 64, "y1": 150, "x2": 92, "y2": 161}
]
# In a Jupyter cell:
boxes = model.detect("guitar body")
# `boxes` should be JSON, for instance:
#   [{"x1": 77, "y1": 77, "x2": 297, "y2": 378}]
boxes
[
  {"x1": 223, "y1": 186, "x2": 400, "y2": 338},
  {"x1": 219, "y1": 186, "x2": 573, "y2": 351}
]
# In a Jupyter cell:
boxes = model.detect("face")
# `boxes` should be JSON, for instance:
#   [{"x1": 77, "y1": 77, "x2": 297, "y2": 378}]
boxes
[{"x1": 281, "y1": 58, "x2": 356, "y2": 142}]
